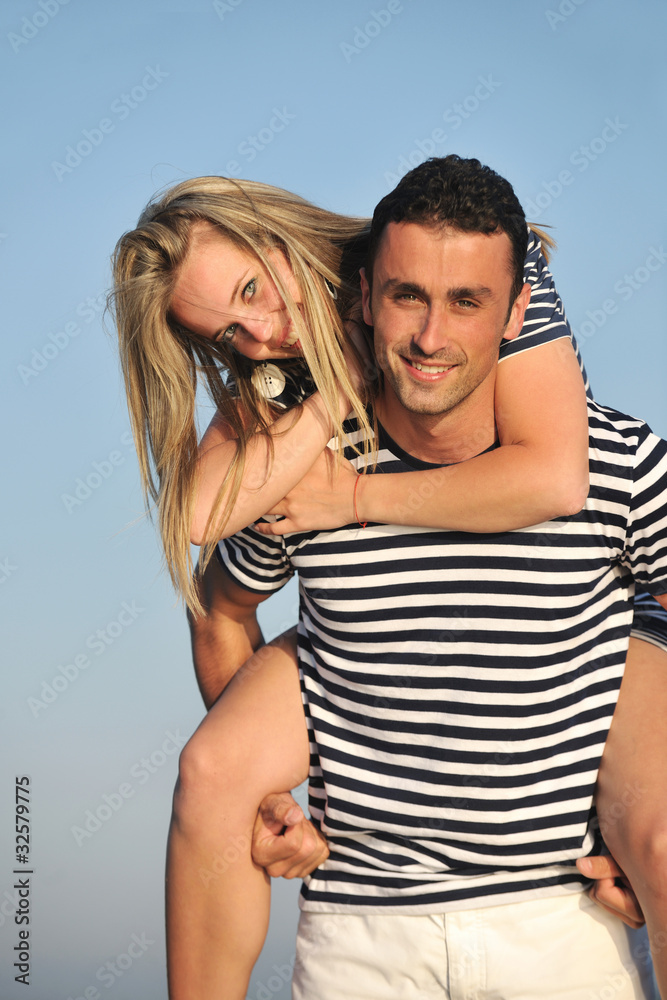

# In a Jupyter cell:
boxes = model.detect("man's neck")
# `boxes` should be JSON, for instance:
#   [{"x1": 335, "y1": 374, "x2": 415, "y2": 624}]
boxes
[{"x1": 374, "y1": 387, "x2": 497, "y2": 465}]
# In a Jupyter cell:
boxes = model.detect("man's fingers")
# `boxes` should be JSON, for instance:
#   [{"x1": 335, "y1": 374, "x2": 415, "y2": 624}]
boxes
[
  {"x1": 577, "y1": 857, "x2": 646, "y2": 929},
  {"x1": 266, "y1": 845, "x2": 329, "y2": 879},
  {"x1": 576, "y1": 855, "x2": 622, "y2": 880},
  {"x1": 252, "y1": 794, "x2": 329, "y2": 879},
  {"x1": 264, "y1": 825, "x2": 330, "y2": 879},
  {"x1": 258, "y1": 792, "x2": 305, "y2": 831},
  {"x1": 588, "y1": 880, "x2": 645, "y2": 929},
  {"x1": 252, "y1": 818, "x2": 305, "y2": 869}
]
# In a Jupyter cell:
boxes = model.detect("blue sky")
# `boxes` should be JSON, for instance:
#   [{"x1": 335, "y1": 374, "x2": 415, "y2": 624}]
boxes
[{"x1": 1, "y1": 1, "x2": 666, "y2": 997}]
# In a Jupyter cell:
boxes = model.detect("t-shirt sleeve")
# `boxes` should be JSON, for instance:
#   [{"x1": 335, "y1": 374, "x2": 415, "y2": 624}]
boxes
[
  {"x1": 217, "y1": 524, "x2": 294, "y2": 595},
  {"x1": 623, "y1": 426, "x2": 667, "y2": 596},
  {"x1": 499, "y1": 229, "x2": 591, "y2": 397}
]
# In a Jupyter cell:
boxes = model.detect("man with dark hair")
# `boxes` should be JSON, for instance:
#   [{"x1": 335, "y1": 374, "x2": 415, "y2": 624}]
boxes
[
  {"x1": 193, "y1": 156, "x2": 666, "y2": 997},
  {"x1": 366, "y1": 154, "x2": 528, "y2": 308}
]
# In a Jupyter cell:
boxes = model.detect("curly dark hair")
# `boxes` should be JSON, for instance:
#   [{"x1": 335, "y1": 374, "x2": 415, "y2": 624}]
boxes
[{"x1": 367, "y1": 155, "x2": 528, "y2": 306}]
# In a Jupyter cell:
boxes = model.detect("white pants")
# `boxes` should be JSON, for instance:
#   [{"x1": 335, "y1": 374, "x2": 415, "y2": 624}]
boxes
[{"x1": 292, "y1": 892, "x2": 657, "y2": 999}]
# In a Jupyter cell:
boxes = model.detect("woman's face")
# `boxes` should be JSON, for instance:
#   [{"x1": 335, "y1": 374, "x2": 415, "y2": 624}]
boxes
[{"x1": 170, "y1": 225, "x2": 304, "y2": 361}]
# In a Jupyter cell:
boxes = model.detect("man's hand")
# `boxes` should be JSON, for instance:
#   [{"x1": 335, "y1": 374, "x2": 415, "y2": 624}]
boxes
[
  {"x1": 576, "y1": 855, "x2": 645, "y2": 929},
  {"x1": 252, "y1": 792, "x2": 329, "y2": 878}
]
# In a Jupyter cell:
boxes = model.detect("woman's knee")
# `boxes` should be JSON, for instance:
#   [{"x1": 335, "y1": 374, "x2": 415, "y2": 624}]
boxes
[{"x1": 173, "y1": 723, "x2": 246, "y2": 825}]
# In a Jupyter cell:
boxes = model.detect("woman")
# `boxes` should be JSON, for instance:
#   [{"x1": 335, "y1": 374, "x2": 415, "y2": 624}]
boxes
[{"x1": 112, "y1": 173, "x2": 667, "y2": 999}]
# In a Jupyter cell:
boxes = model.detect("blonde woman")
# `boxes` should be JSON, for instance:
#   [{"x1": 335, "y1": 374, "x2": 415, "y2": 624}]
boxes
[{"x1": 112, "y1": 169, "x2": 667, "y2": 999}]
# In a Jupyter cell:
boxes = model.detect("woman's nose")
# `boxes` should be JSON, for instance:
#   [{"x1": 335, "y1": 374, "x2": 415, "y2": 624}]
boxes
[{"x1": 241, "y1": 313, "x2": 275, "y2": 343}]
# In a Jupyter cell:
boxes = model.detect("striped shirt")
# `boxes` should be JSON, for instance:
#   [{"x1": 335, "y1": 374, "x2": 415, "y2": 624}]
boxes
[
  {"x1": 219, "y1": 403, "x2": 667, "y2": 914},
  {"x1": 500, "y1": 228, "x2": 590, "y2": 398}
]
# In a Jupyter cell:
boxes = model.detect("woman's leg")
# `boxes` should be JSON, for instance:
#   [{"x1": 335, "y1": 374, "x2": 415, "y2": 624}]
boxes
[
  {"x1": 597, "y1": 637, "x2": 667, "y2": 995},
  {"x1": 166, "y1": 630, "x2": 309, "y2": 1000}
]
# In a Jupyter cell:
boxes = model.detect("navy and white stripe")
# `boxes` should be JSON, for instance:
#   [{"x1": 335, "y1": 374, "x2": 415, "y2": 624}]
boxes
[
  {"x1": 219, "y1": 403, "x2": 667, "y2": 914},
  {"x1": 500, "y1": 229, "x2": 591, "y2": 397}
]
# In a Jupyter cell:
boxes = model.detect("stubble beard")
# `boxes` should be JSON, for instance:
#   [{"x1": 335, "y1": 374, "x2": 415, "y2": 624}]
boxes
[{"x1": 381, "y1": 344, "x2": 472, "y2": 417}]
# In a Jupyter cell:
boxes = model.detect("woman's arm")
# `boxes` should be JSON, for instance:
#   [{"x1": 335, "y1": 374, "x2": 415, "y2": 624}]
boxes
[
  {"x1": 356, "y1": 229, "x2": 589, "y2": 532},
  {"x1": 192, "y1": 322, "x2": 372, "y2": 545},
  {"x1": 257, "y1": 230, "x2": 590, "y2": 536},
  {"x1": 256, "y1": 334, "x2": 589, "y2": 536},
  {"x1": 198, "y1": 232, "x2": 589, "y2": 540},
  {"x1": 357, "y1": 334, "x2": 589, "y2": 531},
  {"x1": 191, "y1": 388, "x2": 348, "y2": 544}
]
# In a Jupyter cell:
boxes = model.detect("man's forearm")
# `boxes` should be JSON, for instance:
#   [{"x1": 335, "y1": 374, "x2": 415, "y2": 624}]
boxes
[
  {"x1": 189, "y1": 606, "x2": 264, "y2": 709},
  {"x1": 188, "y1": 555, "x2": 268, "y2": 709}
]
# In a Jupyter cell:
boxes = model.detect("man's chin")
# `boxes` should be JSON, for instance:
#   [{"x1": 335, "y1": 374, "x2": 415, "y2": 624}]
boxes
[{"x1": 389, "y1": 379, "x2": 458, "y2": 417}]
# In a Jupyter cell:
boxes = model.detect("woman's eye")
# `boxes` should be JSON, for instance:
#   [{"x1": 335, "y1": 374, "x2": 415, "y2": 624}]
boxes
[
  {"x1": 243, "y1": 279, "x2": 256, "y2": 300},
  {"x1": 222, "y1": 324, "x2": 238, "y2": 343}
]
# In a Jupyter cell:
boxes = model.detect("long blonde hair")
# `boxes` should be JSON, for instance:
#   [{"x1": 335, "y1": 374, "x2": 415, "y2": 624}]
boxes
[{"x1": 110, "y1": 176, "x2": 373, "y2": 614}]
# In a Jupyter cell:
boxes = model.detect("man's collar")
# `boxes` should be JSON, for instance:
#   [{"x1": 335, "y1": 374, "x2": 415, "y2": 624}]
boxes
[
  {"x1": 375, "y1": 418, "x2": 499, "y2": 469},
  {"x1": 373, "y1": 393, "x2": 498, "y2": 466}
]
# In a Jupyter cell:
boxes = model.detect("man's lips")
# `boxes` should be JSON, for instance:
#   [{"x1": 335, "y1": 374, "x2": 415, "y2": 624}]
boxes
[{"x1": 401, "y1": 356, "x2": 457, "y2": 379}]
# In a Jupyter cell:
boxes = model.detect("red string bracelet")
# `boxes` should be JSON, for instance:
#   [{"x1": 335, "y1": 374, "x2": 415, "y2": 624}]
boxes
[{"x1": 353, "y1": 474, "x2": 367, "y2": 528}]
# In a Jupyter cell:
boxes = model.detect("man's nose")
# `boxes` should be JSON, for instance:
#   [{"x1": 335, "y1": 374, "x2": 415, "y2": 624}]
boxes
[{"x1": 412, "y1": 306, "x2": 450, "y2": 355}]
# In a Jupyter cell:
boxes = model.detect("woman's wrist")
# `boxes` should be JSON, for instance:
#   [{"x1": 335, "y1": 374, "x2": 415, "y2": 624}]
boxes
[{"x1": 353, "y1": 474, "x2": 367, "y2": 528}]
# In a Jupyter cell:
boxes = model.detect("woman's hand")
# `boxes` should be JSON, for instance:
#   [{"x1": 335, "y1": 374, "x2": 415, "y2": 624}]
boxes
[{"x1": 254, "y1": 449, "x2": 360, "y2": 535}]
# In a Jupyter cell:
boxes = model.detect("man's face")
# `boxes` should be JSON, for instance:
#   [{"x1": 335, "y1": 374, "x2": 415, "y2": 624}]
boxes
[{"x1": 362, "y1": 222, "x2": 529, "y2": 420}]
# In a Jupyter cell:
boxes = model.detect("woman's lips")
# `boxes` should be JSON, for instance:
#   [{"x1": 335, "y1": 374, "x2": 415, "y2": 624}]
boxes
[{"x1": 279, "y1": 321, "x2": 301, "y2": 350}]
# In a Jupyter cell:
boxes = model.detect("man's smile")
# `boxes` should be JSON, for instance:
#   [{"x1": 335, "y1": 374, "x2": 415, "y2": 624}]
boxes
[{"x1": 401, "y1": 355, "x2": 459, "y2": 379}]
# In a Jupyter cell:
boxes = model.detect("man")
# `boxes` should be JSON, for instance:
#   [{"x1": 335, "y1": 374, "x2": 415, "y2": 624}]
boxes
[{"x1": 195, "y1": 157, "x2": 667, "y2": 996}]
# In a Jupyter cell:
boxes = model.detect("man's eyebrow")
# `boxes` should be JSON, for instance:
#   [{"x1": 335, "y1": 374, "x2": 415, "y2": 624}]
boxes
[
  {"x1": 381, "y1": 278, "x2": 494, "y2": 299},
  {"x1": 381, "y1": 278, "x2": 427, "y2": 296},
  {"x1": 449, "y1": 285, "x2": 493, "y2": 299}
]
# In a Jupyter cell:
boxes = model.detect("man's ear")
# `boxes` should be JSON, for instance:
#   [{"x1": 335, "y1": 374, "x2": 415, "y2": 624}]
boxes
[
  {"x1": 502, "y1": 282, "x2": 531, "y2": 342},
  {"x1": 360, "y1": 268, "x2": 373, "y2": 326}
]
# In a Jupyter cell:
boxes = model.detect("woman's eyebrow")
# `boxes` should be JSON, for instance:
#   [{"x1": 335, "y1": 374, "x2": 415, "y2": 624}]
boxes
[{"x1": 230, "y1": 270, "x2": 251, "y2": 302}]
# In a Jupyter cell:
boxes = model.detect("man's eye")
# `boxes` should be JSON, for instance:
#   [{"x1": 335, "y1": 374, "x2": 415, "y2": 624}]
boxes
[
  {"x1": 458, "y1": 299, "x2": 476, "y2": 309},
  {"x1": 243, "y1": 279, "x2": 256, "y2": 300},
  {"x1": 222, "y1": 324, "x2": 238, "y2": 343}
]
